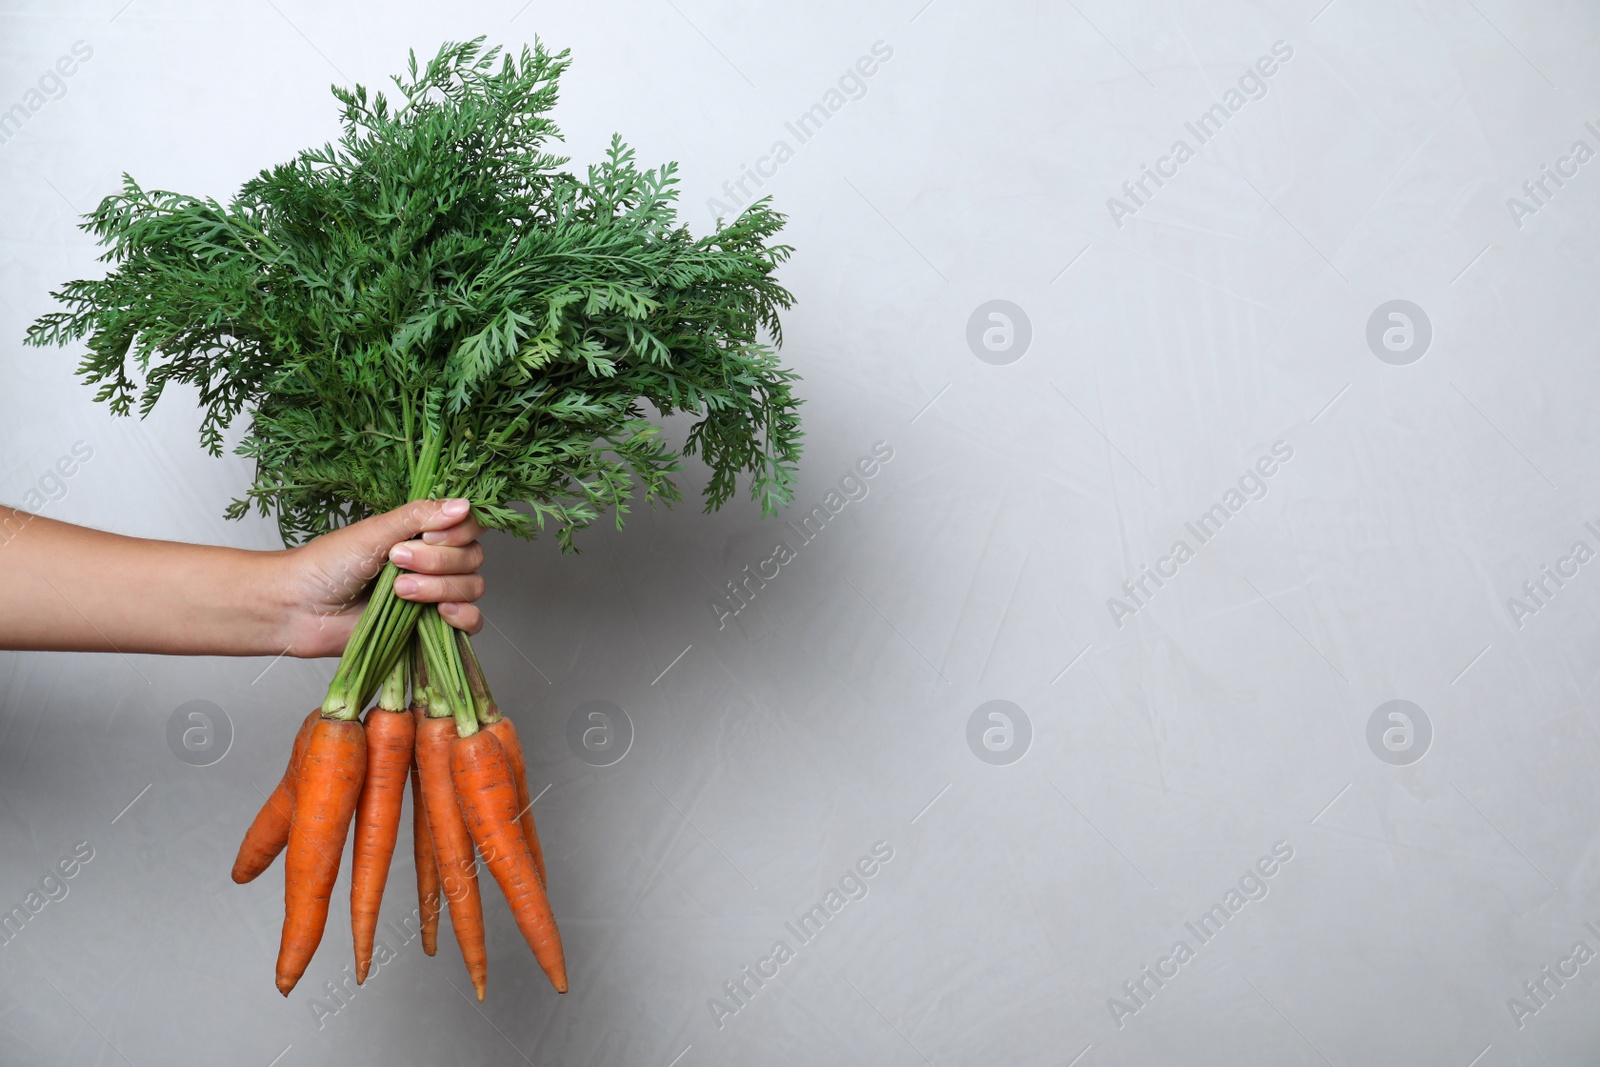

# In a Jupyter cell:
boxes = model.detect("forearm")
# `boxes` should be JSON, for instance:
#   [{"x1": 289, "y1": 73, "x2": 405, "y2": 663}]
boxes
[{"x1": 0, "y1": 507, "x2": 294, "y2": 656}]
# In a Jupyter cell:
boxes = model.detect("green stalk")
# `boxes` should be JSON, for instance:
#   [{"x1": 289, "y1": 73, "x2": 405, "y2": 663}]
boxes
[
  {"x1": 417, "y1": 607, "x2": 476, "y2": 737},
  {"x1": 400, "y1": 386, "x2": 416, "y2": 489},
  {"x1": 321, "y1": 563, "x2": 399, "y2": 719},
  {"x1": 365, "y1": 594, "x2": 423, "y2": 697},
  {"x1": 415, "y1": 611, "x2": 448, "y2": 715},
  {"x1": 457, "y1": 630, "x2": 500, "y2": 725},
  {"x1": 376, "y1": 644, "x2": 408, "y2": 712},
  {"x1": 320, "y1": 417, "x2": 448, "y2": 720},
  {"x1": 410, "y1": 632, "x2": 431, "y2": 713}
]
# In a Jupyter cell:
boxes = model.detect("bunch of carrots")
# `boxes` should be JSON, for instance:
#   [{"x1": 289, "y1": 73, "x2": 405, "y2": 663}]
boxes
[
  {"x1": 232, "y1": 616, "x2": 562, "y2": 999},
  {"x1": 25, "y1": 36, "x2": 803, "y2": 999}
]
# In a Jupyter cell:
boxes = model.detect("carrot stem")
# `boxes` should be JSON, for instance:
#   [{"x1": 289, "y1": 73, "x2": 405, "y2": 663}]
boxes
[
  {"x1": 322, "y1": 559, "x2": 425, "y2": 719},
  {"x1": 417, "y1": 608, "x2": 475, "y2": 736},
  {"x1": 320, "y1": 428, "x2": 445, "y2": 719},
  {"x1": 457, "y1": 632, "x2": 500, "y2": 726},
  {"x1": 377, "y1": 644, "x2": 409, "y2": 712},
  {"x1": 411, "y1": 631, "x2": 431, "y2": 715}
]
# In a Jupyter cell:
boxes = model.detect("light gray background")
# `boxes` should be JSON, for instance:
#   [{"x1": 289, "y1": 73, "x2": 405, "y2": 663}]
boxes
[{"x1": 2, "y1": 0, "x2": 1598, "y2": 1064}]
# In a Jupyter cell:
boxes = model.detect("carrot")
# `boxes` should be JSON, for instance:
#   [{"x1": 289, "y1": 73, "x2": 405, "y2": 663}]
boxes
[
  {"x1": 451, "y1": 730, "x2": 568, "y2": 993},
  {"x1": 415, "y1": 713, "x2": 488, "y2": 999},
  {"x1": 410, "y1": 753, "x2": 440, "y2": 956},
  {"x1": 408, "y1": 641, "x2": 440, "y2": 956},
  {"x1": 483, "y1": 717, "x2": 547, "y2": 889},
  {"x1": 232, "y1": 708, "x2": 320, "y2": 884},
  {"x1": 275, "y1": 717, "x2": 366, "y2": 996},
  {"x1": 458, "y1": 635, "x2": 548, "y2": 889},
  {"x1": 351, "y1": 705, "x2": 414, "y2": 983}
]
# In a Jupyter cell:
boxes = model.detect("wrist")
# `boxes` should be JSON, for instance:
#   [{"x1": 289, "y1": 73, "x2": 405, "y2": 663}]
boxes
[{"x1": 241, "y1": 546, "x2": 304, "y2": 657}]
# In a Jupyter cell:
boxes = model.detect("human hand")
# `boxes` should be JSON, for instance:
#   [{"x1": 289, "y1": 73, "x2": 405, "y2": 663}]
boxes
[{"x1": 276, "y1": 498, "x2": 487, "y2": 658}]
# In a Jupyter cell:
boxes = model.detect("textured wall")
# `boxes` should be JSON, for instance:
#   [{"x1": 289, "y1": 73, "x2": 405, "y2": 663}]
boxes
[{"x1": 3, "y1": 0, "x2": 1600, "y2": 1064}]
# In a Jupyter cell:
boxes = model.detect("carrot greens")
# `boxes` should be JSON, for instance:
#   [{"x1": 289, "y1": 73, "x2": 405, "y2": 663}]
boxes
[{"x1": 28, "y1": 37, "x2": 800, "y2": 716}]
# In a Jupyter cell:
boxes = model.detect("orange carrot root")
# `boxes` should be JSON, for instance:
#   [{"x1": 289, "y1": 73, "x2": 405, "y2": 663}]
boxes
[
  {"x1": 275, "y1": 717, "x2": 366, "y2": 996},
  {"x1": 232, "y1": 709, "x2": 320, "y2": 884},
  {"x1": 410, "y1": 713, "x2": 440, "y2": 956},
  {"x1": 483, "y1": 717, "x2": 547, "y2": 889},
  {"x1": 415, "y1": 714, "x2": 487, "y2": 999},
  {"x1": 351, "y1": 707, "x2": 415, "y2": 983},
  {"x1": 452, "y1": 731, "x2": 568, "y2": 993}
]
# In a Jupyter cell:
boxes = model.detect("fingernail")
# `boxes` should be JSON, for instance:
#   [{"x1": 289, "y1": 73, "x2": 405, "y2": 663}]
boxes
[
  {"x1": 394, "y1": 576, "x2": 418, "y2": 596},
  {"x1": 439, "y1": 602, "x2": 459, "y2": 616},
  {"x1": 442, "y1": 498, "x2": 469, "y2": 518},
  {"x1": 421, "y1": 530, "x2": 446, "y2": 545},
  {"x1": 390, "y1": 545, "x2": 413, "y2": 566}
]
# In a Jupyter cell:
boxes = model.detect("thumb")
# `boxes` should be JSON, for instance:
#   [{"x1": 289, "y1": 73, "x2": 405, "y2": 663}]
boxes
[
  {"x1": 351, "y1": 498, "x2": 473, "y2": 553},
  {"x1": 327, "y1": 498, "x2": 473, "y2": 574}
]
